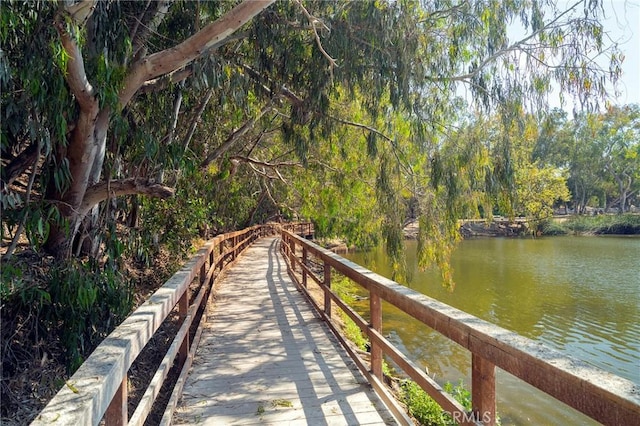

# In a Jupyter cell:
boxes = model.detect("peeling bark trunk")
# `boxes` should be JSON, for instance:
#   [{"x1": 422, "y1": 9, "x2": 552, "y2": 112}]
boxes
[{"x1": 44, "y1": 104, "x2": 100, "y2": 256}]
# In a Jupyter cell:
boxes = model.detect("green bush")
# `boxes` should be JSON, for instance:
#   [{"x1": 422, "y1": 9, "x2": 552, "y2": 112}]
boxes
[
  {"x1": 539, "y1": 219, "x2": 568, "y2": 236},
  {"x1": 331, "y1": 276, "x2": 369, "y2": 351},
  {"x1": 401, "y1": 379, "x2": 450, "y2": 425},
  {"x1": 44, "y1": 260, "x2": 133, "y2": 372},
  {"x1": 549, "y1": 214, "x2": 640, "y2": 235},
  {"x1": 399, "y1": 380, "x2": 496, "y2": 426}
]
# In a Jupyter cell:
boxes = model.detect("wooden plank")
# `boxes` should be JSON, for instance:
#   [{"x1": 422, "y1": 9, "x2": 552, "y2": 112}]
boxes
[
  {"x1": 173, "y1": 238, "x2": 398, "y2": 425},
  {"x1": 158, "y1": 318, "x2": 203, "y2": 426},
  {"x1": 323, "y1": 260, "x2": 331, "y2": 318},
  {"x1": 129, "y1": 269, "x2": 210, "y2": 426},
  {"x1": 104, "y1": 376, "x2": 127, "y2": 426},
  {"x1": 30, "y1": 226, "x2": 273, "y2": 426},
  {"x1": 369, "y1": 292, "x2": 382, "y2": 379},
  {"x1": 472, "y1": 354, "x2": 496, "y2": 426}
]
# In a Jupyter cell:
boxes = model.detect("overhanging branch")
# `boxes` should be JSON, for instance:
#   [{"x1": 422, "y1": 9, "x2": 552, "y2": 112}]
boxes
[
  {"x1": 201, "y1": 104, "x2": 274, "y2": 168},
  {"x1": 120, "y1": 0, "x2": 275, "y2": 108},
  {"x1": 80, "y1": 178, "x2": 174, "y2": 216}
]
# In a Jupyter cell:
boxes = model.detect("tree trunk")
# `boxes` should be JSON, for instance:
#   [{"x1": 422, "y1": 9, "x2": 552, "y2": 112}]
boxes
[
  {"x1": 44, "y1": 110, "x2": 102, "y2": 256},
  {"x1": 44, "y1": 0, "x2": 275, "y2": 258}
]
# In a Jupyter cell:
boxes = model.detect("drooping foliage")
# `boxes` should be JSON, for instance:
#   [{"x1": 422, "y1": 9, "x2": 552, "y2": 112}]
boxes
[{"x1": 2, "y1": 0, "x2": 619, "y2": 257}]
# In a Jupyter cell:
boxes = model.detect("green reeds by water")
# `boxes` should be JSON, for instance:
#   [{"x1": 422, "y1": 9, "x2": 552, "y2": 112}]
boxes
[{"x1": 542, "y1": 214, "x2": 640, "y2": 236}]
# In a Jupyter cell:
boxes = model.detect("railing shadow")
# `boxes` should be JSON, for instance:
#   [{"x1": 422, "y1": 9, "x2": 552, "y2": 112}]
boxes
[
  {"x1": 175, "y1": 236, "x2": 393, "y2": 425},
  {"x1": 266, "y1": 238, "x2": 391, "y2": 424}
]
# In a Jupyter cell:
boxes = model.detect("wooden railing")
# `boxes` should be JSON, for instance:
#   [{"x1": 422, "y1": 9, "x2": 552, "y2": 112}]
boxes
[
  {"x1": 280, "y1": 230, "x2": 640, "y2": 426},
  {"x1": 32, "y1": 224, "x2": 301, "y2": 426},
  {"x1": 281, "y1": 221, "x2": 314, "y2": 238}
]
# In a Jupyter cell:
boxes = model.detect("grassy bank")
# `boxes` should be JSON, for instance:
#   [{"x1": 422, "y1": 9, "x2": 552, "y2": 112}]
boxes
[{"x1": 541, "y1": 214, "x2": 640, "y2": 236}]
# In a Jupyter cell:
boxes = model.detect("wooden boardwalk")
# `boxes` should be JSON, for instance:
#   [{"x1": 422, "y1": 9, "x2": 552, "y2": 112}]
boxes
[{"x1": 173, "y1": 237, "x2": 397, "y2": 426}]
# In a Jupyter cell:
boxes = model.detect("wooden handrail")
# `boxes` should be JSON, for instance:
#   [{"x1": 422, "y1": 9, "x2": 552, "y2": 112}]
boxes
[
  {"x1": 30, "y1": 223, "x2": 315, "y2": 426},
  {"x1": 280, "y1": 230, "x2": 640, "y2": 426}
]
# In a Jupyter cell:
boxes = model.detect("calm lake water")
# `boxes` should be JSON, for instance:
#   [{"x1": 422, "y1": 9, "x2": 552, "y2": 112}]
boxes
[{"x1": 345, "y1": 236, "x2": 640, "y2": 425}]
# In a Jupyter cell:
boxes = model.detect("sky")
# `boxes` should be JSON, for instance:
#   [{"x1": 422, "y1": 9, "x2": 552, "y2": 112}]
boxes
[
  {"x1": 547, "y1": 0, "x2": 640, "y2": 110},
  {"x1": 599, "y1": 0, "x2": 640, "y2": 106},
  {"x1": 463, "y1": 0, "x2": 640, "y2": 112}
]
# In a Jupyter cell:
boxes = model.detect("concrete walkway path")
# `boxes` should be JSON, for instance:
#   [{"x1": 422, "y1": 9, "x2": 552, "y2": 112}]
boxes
[{"x1": 173, "y1": 237, "x2": 397, "y2": 426}]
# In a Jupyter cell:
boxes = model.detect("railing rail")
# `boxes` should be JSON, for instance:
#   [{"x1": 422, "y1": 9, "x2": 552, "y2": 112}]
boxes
[
  {"x1": 280, "y1": 230, "x2": 640, "y2": 426},
  {"x1": 31, "y1": 223, "x2": 312, "y2": 426},
  {"x1": 281, "y1": 221, "x2": 314, "y2": 238}
]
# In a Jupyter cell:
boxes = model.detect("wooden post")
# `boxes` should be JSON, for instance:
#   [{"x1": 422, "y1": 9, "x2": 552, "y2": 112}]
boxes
[
  {"x1": 302, "y1": 247, "x2": 308, "y2": 288},
  {"x1": 323, "y1": 261, "x2": 331, "y2": 318},
  {"x1": 472, "y1": 354, "x2": 496, "y2": 426},
  {"x1": 104, "y1": 376, "x2": 127, "y2": 426},
  {"x1": 200, "y1": 262, "x2": 206, "y2": 285},
  {"x1": 370, "y1": 292, "x2": 383, "y2": 379},
  {"x1": 178, "y1": 290, "x2": 189, "y2": 365},
  {"x1": 231, "y1": 236, "x2": 236, "y2": 261},
  {"x1": 220, "y1": 242, "x2": 224, "y2": 271},
  {"x1": 290, "y1": 238, "x2": 296, "y2": 272}
]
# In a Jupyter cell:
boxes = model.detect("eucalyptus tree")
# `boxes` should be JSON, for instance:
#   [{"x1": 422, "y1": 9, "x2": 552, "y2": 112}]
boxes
[
  {"x1": 535, "y1": 111, "x2": 604, "y2": 213},
  {"x1": 1, "y1": 0, "x2": 620, "y2": 264},
  {"x1": 594, "y1": 104, "x2": 640, "y2": 212},
  {"x1": 535, "y1": 106, "x2": 640, "y2": 213}
]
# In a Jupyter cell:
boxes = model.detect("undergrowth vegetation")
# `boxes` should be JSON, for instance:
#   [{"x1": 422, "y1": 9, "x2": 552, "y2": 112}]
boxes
[
  {"x1": 541, "y1": 214, "x2": 640, "y2": 236},
  {"x1": 46, "y1": 260, "x2": 132, "y2": 371},
  {"x1": 0, "y1": 207, "x2": 201, "y2": 423},
  {"x1": 331, "y1": 276, "x2": 483, "y2": 425}
]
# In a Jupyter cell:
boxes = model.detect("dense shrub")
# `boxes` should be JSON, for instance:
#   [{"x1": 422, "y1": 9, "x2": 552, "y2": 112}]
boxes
[
  {"x1": 544, "y1": 214, "x2": 640, "y2": 235},
  {"x1": 44, "y1": 260, "x2": 133, "y2": 371}
]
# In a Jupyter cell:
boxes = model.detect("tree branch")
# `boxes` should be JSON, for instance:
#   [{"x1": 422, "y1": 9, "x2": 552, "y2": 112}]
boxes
[
  {"x1": 229, "y1": 155, "x2": 302, "y2": 170},
  {"x1": 139, "y1": 67, "x2": 192, "y2": 94},
  {"x1": 2, "y1": 139, "x2": 42, "y2": 260},
  {"x1": 293, "y1": 0, "x2": 338, "y2": 75},
  {"x1": 248, "y1": 163, "x2": 287, "y2": 184},
  {"x1": 327, "y1": 115, "x2": 394, "y2": 142},
  {"x1": 240, "y1": 63, "x2": 304, "y2": 106},
  {"x1": 1, "y1": 142, "x2": 40, "y2": 192},
  {"x1": 120, "y1": 0, "x2": 275, "y2": 108},
  {"x1": 183, "y1": 88, "x2": 213, "y2": 152},
  {"x1": 63, "y1": 0, "x2": 97, "y2": 26},
  {"x1": 54, "y1": 15, "x2": 98, "y2": 111},
  {"x1": 201, "y1": 104, "x2": 274, "y2": 168},
  {"x1": 444, "y1": 0, "x2": 585, "y2": 83},
  {"x1": 80, "y1": 178, "x2": 174, "y2": 216}
]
